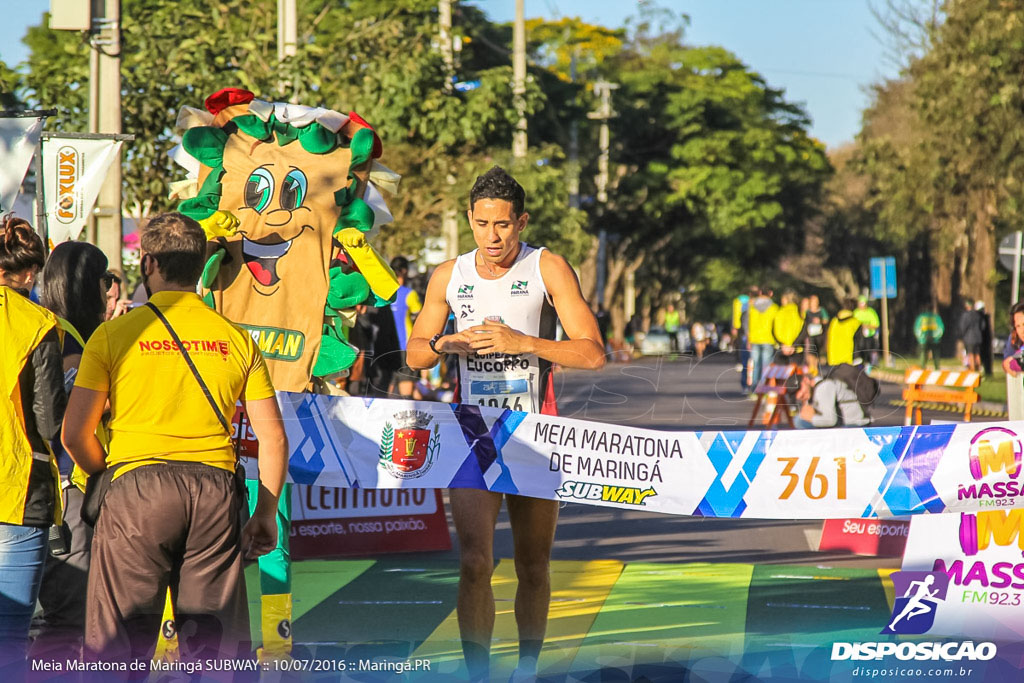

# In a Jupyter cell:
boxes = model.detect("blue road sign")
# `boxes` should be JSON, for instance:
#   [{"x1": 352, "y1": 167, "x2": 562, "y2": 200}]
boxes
[{"x1": 870, "y1": 257, "x2": 897, "y2": 299}]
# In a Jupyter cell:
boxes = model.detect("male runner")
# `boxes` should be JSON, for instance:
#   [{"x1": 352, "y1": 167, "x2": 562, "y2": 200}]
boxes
[{"x1": 407, "y1": 166, "x2": 605, "y2": 680}]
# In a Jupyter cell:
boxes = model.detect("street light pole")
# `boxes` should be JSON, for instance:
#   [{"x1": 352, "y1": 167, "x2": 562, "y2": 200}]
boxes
[
  {"x1": 94, "y1": 0, "x2": 122, "y2": 271},
  {"x1": 512, "y1": 0, "x2": 527, "y2": 159},
  {"x1": 588, "y1": 81, "x2": 617, "y2": 306},
  {"x1": 439, "y1": 0, "x2": 459, "y2": 258}
]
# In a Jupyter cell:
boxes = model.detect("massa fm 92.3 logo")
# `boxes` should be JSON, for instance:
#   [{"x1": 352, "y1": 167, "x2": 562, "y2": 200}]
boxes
[
  {"x1": 957, "y1": 427, "x2": 1023, "y2": 503},
  {"x1": 378, "y1": 410, "x2": 440, "y2": 479}
]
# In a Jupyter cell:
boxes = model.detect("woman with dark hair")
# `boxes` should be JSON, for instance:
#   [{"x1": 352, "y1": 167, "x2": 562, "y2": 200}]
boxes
[
  {"x1": 41, "y1": 241, "x2": 110, "y2": 346},
  {"x1": 31, "y1": 241, "x2": 109, "y2": 659},
  {"x1": 1003, "y1": 302, "x2": 1024, "y2": 421},
  {"x1": 0, "y1": 216, "x2": 66, "y2": 674},
  {"x1": 1001, "y1": 301, "x2": 1024, "y2": 377}
]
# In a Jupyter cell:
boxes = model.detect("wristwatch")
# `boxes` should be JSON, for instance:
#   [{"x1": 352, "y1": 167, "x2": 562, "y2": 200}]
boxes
[{"x1": 428, "y1": 333, "x2": 443, "y2": 355}]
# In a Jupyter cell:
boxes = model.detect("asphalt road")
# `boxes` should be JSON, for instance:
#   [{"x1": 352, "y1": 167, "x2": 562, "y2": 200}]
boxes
[{"x1": 461, "y1": 352, "x2": 999, "y2": 570}]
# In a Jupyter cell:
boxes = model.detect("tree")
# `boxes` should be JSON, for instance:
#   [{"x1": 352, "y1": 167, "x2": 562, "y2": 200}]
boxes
[
  {"x1": 595, "y1": 15, "x2": 830, "y2": 334},
  {"x1": 844, "y1": 0, "x2": 1024, "y2": 349},
  {"x1": 911, "y1": 0, "x2": 1024, "y2": 313},
  {"x1": 12, "y1": 0, "x2": 592, "y2": 267}
]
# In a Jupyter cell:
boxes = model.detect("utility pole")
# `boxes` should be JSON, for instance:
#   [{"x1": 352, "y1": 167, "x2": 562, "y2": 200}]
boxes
[
  {"x1": 512, "y1": 0, "x2": 527, "y2": 159},
  {"x1": 439, "y1": 0, "x2": 454, "y2": 92},
  {"x1": 439, "y1": 0, "x2": 459, "y2": 259},
  {"x1": 587, "y1": 81, "x2": 617, "y2": 305},
  {"x1": 94, "y1": 0, "x2": 123, "y2": 271},
  {"x1": 86, "y1": 16, "x2": 100, "y2": 246},
  {"x1": 278, "y1": 0, "x2": 297, "y2": 103},
  {"x1": 277, "y1": 0, "x2": 297, "y2": 61},
  {"x1": 567, "y1": 46, "x2": 580, "y2": 210}
]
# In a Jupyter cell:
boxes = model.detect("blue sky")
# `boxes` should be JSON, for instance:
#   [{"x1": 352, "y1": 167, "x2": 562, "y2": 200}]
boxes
[{"x1": 2, "y1": 0, "x2": 898, "y2": 148}]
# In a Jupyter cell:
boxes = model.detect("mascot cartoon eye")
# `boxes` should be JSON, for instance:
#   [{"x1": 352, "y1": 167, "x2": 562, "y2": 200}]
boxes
[
  {"x1": 280, "y1": 169, "x2": 307, "y2": 211},
  {"x1": 244, "y1": 168, "x2": 275, "y2": 213}
]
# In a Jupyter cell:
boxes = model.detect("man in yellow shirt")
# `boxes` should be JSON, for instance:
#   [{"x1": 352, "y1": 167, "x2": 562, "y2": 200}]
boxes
[
  {"x1": 747, "y1": 286, "x2": 779, "y2": 390},
  {"x1": 826, "y1": 298, "x2": 863, "y2": 367},
  {"x1": 62, "y1": 213, "x2": 288, "y2": 663}
]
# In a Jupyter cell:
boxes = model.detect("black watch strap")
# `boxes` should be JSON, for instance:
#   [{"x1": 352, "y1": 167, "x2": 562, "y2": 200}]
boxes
[{"x1": 429, "y1": 333, "x2": 442, "y2": 355}]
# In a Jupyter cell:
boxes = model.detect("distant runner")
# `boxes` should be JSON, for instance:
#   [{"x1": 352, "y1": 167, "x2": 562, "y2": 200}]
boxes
[{"x1": 407, "y1": 166, "x2": 605, "y2": 681}]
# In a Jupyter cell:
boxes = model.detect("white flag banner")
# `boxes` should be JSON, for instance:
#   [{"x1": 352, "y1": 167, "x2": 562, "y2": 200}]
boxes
[
  {"x1": 43, "y1": 137, "x2": 122, "y2": 243},
  {"x1": 0, "y1": 117, "x2": 44, "y2": 215}
]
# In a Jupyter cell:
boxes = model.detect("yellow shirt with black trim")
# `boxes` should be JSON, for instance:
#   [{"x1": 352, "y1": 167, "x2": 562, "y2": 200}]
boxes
[{"x1": 74, "y1": 291, "x2": 276, "y2": 473}]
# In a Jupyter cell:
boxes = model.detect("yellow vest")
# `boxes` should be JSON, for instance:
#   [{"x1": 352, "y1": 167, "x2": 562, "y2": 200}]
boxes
[
  {"x1": 748, "y1": 301, "x2": 779, "y2": 345},
  {"x1": 0, "y1": 287, "x2": 62, "y2": 525},
  {"x1": 773, "y1": 303, "x2": 804, "y2": 346},
  {"x1": 826, "y1": 313, "x2": 861, "y2": 366}
]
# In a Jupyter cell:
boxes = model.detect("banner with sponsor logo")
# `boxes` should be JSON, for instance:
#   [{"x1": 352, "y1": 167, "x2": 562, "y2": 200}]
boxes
[
  {"x1": 288, "y1": 486, "x2": 450, "y2": 558},
  {"x1": 818, "y1": 517, "x2": 910, "y2": 556},
  {"x1": 0, "y1": 117, "x2": 44, "y2": 214},
  {"x1": 42, "y1": 137, "x2": 122, "y2": 243},
  {"x1": 232, "y1": 405, "x2": 450, "y2": 558},
  {"x1": 903, "y1": 510, "x2": 1024, "y2": 640},
  {"x1": 238, "y1": 395, "x2": 1024, "y2": 519}
]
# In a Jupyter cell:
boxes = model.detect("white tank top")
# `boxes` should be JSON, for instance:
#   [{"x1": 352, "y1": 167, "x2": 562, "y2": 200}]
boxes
[{"x1": 445, "y1": 244, "x2": 557, "y2": 413}]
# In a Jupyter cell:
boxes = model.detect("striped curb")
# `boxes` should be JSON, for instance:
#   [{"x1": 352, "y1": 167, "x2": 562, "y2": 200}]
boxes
[{"x1": 888, "y1": 398, "x2": 1008, "y2": 418}]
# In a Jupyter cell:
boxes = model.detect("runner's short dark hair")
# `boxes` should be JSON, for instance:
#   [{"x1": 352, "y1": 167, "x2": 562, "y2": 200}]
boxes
[
  {"x1": 140, "y1": 212, "x2": 205, "y2": 287},
  {"x1": 470, "y1": 166, "x2": 525, "y2": 216}
]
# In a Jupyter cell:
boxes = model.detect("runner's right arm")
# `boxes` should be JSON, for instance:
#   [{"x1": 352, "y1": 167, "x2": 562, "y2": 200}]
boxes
[{"x1": 406, "y1": 260, "x2": 478, "y2": 370}]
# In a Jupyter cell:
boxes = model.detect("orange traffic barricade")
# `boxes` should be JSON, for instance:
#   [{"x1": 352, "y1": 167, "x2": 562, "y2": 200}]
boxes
[
  {"x1": 902, "y1": 368, "x2": 980, "y2": 424},
  {"x1": 749, "y1": 363, "x2": 801, "y2": 428}
]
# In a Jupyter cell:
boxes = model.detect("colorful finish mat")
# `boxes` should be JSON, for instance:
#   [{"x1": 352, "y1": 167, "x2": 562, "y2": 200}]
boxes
[{"x1": 242, "y1": 558, "x2": 921, "y2": 681}]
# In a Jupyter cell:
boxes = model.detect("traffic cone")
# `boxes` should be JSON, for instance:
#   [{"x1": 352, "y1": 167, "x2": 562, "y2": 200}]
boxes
[{"x1": 761, "y1": 391, "x2": 778, "y2": 425}]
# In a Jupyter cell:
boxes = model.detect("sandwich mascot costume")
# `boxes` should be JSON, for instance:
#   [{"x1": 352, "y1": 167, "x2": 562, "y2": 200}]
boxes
[{"x1": 166, "y1": 87, "x2": 399, "y2": 659}]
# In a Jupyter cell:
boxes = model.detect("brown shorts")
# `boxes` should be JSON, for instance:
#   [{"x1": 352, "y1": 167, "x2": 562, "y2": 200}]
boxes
[{"x1": 85, "y1": 462, "x2": 249, "y2": 664}]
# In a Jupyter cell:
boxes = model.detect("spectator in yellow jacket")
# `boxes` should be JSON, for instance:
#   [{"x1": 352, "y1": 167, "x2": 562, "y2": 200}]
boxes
[
  {"x1": 748, "y1": 286, "x2": 778, "y2": 390},
  {"x1": 773, "y1": 290, "x2": 805, "y2": 365},
  {"x1": 826, "y1": 298, "x2": 863, "y2": 367}
]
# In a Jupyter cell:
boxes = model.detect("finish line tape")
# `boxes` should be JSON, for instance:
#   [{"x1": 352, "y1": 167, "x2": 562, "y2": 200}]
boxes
[{"x1": 238, "y1": 394, "x2": 1024, "y2": 520}]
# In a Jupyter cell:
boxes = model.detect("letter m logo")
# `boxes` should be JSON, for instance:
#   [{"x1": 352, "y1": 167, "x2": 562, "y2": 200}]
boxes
[
  {"x1": 693, "y1": 432, "x2": 774, "y2": 517},
  {"x1": 969, "y1": 427, "x2": 1022, "y2": 480},
  {"x1": 976, "y1": 509, "x2": 1024, "y2": 553}
]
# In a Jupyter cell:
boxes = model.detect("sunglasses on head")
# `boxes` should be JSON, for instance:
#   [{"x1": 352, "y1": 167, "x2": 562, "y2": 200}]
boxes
[{"x1": 103, "y1": 272, "x2": 121, "y2": 290}]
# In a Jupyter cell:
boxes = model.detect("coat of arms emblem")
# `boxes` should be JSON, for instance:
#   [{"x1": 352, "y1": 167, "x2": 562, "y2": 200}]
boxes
[{"x1": 379, "y1": 410, "x2": 441, "y2": 479}]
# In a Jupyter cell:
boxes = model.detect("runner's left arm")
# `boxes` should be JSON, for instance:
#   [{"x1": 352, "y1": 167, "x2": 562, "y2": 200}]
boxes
[{"x1": 468, "y1": 251, "x2": 605, "y2": 370}]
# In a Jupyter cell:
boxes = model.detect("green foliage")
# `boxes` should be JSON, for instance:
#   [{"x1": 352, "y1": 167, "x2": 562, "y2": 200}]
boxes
[
  {"x1": 526, "y1": 17, "x2": 625, "y2": 82},
  {"x1": 840, "y1": 0, "x2": 1024, "y2": 347},
  {"x1": 10, "y1": 0, "x2": 826, "y2": 326},
  {"x1": 601, "y1": 20, "x2": 830, "y2": 319}
]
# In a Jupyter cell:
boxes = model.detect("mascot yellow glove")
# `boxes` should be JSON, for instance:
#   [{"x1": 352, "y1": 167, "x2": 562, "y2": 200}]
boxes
[
  {"x1": 198, "y1": 210, "x2": 240, "y2": 240},
  {"x1": 336, "y1": 227, "x2": 366, "y2": 250}
]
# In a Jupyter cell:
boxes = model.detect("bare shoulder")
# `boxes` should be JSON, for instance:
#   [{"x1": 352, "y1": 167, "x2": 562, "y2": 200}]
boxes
[
  {"x1": 428, "y1": 258, "x2": 456, "y2": 285},
  {"x1": 538, "y1": 249, "x2": 577, "y2": 284},
  {"x1": 423, "y1": 258, "x2": 458, "y2": 303}
]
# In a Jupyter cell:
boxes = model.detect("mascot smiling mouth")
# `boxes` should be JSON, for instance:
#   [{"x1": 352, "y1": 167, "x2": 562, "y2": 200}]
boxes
[{"x1": 242, "y1": 236, "x2": 294, "y2": 287}]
